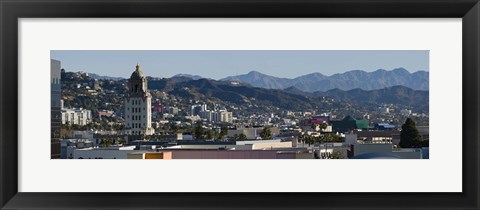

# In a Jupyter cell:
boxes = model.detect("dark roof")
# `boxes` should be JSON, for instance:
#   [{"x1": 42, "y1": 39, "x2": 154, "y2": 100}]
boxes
[{"x1": 343, "y1": 115, "x2": 356, "y2": 121}]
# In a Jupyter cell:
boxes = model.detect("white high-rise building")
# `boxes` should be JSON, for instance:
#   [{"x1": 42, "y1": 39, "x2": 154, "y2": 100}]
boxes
[
  {"x1": 124, "y1": 64, "x2": 154, "y2": 136},
  {"x1": 61, "y1": 108, "x2": 92, "y2": 125}
]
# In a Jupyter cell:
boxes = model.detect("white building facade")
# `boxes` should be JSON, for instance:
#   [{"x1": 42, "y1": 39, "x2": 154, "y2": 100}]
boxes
[
  {"x1": 61, "y1": 108, "x2": 92, "y2": 126},
  {"x1": 124, "y1": 64, "x2": 154, "y2": 136}
]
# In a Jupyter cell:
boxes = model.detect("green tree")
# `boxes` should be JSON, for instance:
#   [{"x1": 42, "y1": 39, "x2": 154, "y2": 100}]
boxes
[
  {"x1": 304, "y1": 135, "x2": 316, "y2": 146},
  {"x1": 311, "y1": 123, "x2": 319, "y2": 131},
  {"x1": 218, "y1": 126, "x2": 228, "y2": 140},
  {"x1": 194, "y1": 123, "x2": 205, "y2": 140},
  {"x1": 330, "y1": 150, "x2": 345, "y2": 159},
  {"x1": 319, "y1": 123, "x2": 328, "y2": 132},
  {"x1": 206, "y1": 130, "x2": 216, "y2": 140},
  {"x1": 400, "y1": 118, "x2": 422, "y2": 148},
  {"x1": 238, "y1": 133, "x2": 247, "y2": 140},
  {"x1": 99, "y1": 138, "x2": 113, "y2": 147},
  {"x1": 118, "y1": 137, "x2": 127, "y2": 145},
  {"x1": 260, "y1": 127, "x2": 272, "y2": 140}
]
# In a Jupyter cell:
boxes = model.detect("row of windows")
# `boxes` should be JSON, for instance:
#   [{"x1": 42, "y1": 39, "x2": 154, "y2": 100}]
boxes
[
  {"x1": 131, "y1": 99, "x2": 143, "y2": 105},
  {"x1": 130, "y1": 107, "x2": 145, "y2": 113},
  {"x1": 129, "y1": 115, "x2": 145, "y2": 120},
  {"x1": 128, "y1": 123, "x2": 145, "y2": 128},
  {"x1": 132, "y1": 131, "x2": 143, "y2": 135}
]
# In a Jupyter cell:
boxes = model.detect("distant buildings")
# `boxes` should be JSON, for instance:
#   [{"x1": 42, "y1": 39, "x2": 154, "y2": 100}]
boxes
[
  {"x1": 98, "y1": 110, "x2": 114, "y2": 119},
  {"x1": 227, "y1": 127, "x2": 280, "y2": 139},
  {"x1": 61, "y1": 107, "x2": 92, "y2": 126},
  {"x1": 51, "y1": 59, "x2": 62, "y2": 159},
  {"x1": 374, "y1": 123, "x2": 396, "y2": 130},
  {"x1": 124, "y1": 64, "x2": 155, "y2": 136},
  {"x1": 190, "y1": 104, "x2": 207, "y2": 116},
  {"x1": 378, "y1": 106, "x2": 390, "y2": 113},
  {"x1": 54, "y1": 63, "x2": 429, "y2": 160},
  {"x1": 189, "y1": 104, "x2": 233, "y2": 123}
]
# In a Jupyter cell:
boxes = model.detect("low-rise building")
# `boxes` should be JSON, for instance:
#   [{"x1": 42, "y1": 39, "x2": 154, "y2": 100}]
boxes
[
  {"x1": 73, "y1": 146, "x2": 137, "y2": 159},
  {"x1": 351, "y1": 143, "x2": 424, "y2": 159},
  {"x1": 330, "y1": 115, "x2": 369, "y2": 133},
  {"x1": 127, "y1": 150, "x2": 310, "y2": 159}
]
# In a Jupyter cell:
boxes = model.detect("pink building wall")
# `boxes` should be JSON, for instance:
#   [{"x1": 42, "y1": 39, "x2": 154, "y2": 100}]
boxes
[{"x1": 166, "y1": 150, "x2": 295, "y2": 159}]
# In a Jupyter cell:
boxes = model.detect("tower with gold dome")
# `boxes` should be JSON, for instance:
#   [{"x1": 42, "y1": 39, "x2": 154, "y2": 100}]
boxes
[{"x1": 124, "y1": 64, "x2": 154, "y2": 136}]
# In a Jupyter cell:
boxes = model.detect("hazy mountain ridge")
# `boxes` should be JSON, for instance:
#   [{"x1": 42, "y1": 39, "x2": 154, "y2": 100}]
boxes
[
  {"x1": 147, "y1": 78, "x2": 428, "y2": 111},
  {"x1": 314, "y1": 85, "x2": 428, "y2": 109},
  {"x1": 172, "y1": 74, "x2": 206, "y2": 80},
  {"x1": 221, "y1": 68, "x2": 429, "y2": 92},
  {"x1": 87, "y1": 73, "x2": 125, "y2": 81}
]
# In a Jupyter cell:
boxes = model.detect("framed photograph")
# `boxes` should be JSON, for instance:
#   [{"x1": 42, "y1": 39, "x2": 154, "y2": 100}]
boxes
[{"x1": 1, "y1": 0, "x2": 479, "y2": 209}]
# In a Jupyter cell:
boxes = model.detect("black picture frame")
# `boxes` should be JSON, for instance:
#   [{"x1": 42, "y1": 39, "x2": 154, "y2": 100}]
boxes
[{"x1": 1, "y1": 0, "x2": 479, "y2": 209}]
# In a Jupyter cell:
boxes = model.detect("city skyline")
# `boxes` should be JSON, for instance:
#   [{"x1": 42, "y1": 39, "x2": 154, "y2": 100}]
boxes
[
  {"x1": 52, "y1": 49, "x2": 429, "y2": 160},
  {"x1": 51, "y1": 50, "x2": 429, "y2": 79}
]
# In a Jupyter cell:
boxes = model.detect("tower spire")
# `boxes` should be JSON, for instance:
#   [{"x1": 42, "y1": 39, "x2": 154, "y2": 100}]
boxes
[{"x1": 136, "y1": 63, "x2": 140, "y2": 72}]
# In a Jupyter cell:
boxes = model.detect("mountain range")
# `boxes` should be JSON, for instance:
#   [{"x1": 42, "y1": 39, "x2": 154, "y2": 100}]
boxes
[
  {"x1": 147, "y1": 77, "x2": 429, "y2": 112},
  {"x1": 221, "y1": 68, "x2": 428, "y2": 92},
  {"x1": 87, "y1": 67, "x2": 428, "y2": 93},
  {"x1": 65, "y1": 70, "x2": 429, "y2": 113}
]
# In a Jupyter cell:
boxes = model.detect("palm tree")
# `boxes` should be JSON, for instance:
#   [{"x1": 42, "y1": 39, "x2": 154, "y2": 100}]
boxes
[
  {"x1": 118, "y1": 137, "x2": 127, "y2": 145},
  {"x1": 238, "y1": 133, "x2": 247, "y2": 140},
  {"x1": 305, "y1": 135, "x2": 315, "y2": 147},
  {"x1": 260, "y1": 127, "x2": 272, "y2": 140},
  {"x1": 100, "y1": 138, "x2": 113, "y2": 147},
  {"x1": 319, "y1": 133, "x2": 339, "y2": 158},
  {"x1": 319, "y1": 123, "x2": 328, "y2": 132}
]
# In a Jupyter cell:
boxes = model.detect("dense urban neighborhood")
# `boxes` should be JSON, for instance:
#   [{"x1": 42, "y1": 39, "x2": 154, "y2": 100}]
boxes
[{"x1": 51, "y1": 59, "x2": 429, "y2": 159}]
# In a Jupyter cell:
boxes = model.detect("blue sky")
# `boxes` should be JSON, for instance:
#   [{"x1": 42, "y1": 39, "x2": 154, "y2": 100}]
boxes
[{"x1": 51, "y1": 50, "x2": 429, "y2": 79}]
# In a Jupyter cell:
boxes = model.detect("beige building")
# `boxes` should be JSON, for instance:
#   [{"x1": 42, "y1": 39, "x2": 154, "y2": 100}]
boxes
[{"x1": 124, "y1": 64, "x2": 154, "y2": 136}]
